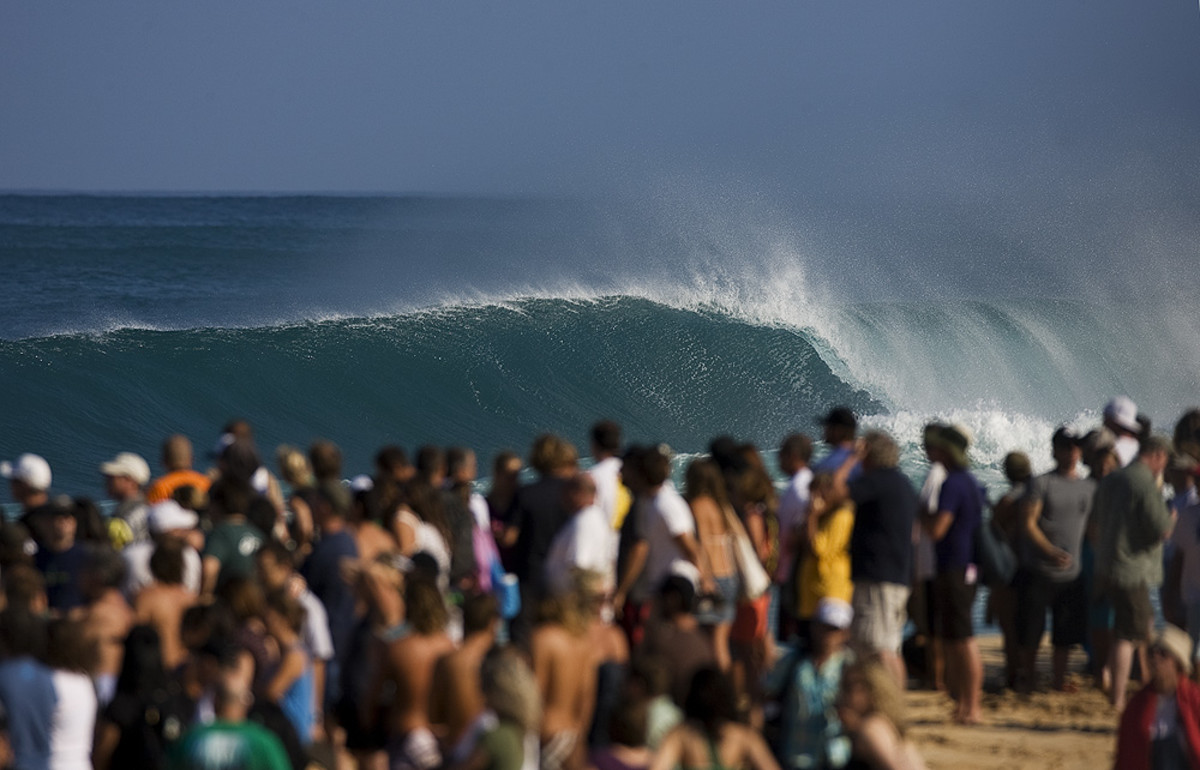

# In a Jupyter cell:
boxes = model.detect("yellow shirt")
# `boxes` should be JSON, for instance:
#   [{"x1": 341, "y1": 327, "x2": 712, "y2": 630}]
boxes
[{"x1": 797, "y1": 502, "x2": 855, "y2": 619}]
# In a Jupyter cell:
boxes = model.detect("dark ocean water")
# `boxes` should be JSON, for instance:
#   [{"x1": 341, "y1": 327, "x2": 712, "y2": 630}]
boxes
[{"x1": 2, "y1": 194, "x2": 1197, "y2": 498}]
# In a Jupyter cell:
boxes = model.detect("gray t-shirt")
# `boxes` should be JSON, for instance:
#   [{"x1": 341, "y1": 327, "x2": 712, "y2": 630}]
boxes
[{"x1": 1021, "y1": 472, "x2": 1096, "y2": 581}]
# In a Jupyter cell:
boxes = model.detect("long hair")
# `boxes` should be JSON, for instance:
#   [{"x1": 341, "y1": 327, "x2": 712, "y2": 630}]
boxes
[
  {"x1": 684, "y1": 666, "x2": 736, "y2": 740},
  {"x1": 482, "y1": 645, "x2": 541, "y2": 733}
]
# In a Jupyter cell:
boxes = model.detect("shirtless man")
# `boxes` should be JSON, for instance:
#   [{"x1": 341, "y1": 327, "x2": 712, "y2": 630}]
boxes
[
  {"x1": 531, "y1": 590, "x2": 598, "y2": 770},
  {"x1": 134, "y1": 538, "x2": 198, "y2": 671},
  {"x1": 371, "y1": 575, "x2": 455, "y2": 770},
  {"x1": 430, "y1": 592, "x2": 500, "y2": 762},
  {"x1": 74, "y1": 548, "x2": 134, "y2": 706}
]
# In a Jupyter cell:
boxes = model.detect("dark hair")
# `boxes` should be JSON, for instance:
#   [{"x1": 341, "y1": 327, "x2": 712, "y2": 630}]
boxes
[
  {"x1": 416, "y1": 445, "x2": 446, "y2": 483},
  {"x1": 608, "y1": 694, "x2": 648, "y2": 747},
  {"x1": 72, "y1": 497, "x2": 109, "y2": 545},
  {"x1": 462, "y1": 592, "x2": 500, "y2": 636},
  {"x1": 375, "y1": 445, "x2": 410, "y2": 476},
  {"x1": 640, "y1": 446, "x2": 672, "y2": 487},
  {"x1": 45, "y1": 617, "x2": 99, "y2": 674},
  {"x1": 86, "y1": 545, "x2": 128, "y2": 590},
  {"x1": 591, "y1": 420, "x2": 622, "y2": 455},
  {"x1": 309, "y1": 440, "x2": 343, "y2": 482},
  {"x1": 208, "y1": 477, "x2": 255, "y2": 519},
  {"x1": 684, "y1": 667, "x2": 736, "y2": 738},
  {"x1": 3, "y1": 564, "x2": 45, "y2": 613},
  {"x1": 257, "y1": 538, "x2": 295, "y2": 570},
  {"x1": 0, "y1": 521, "x2": 33, "y2": 571},
  {"x1": 708, "y1": 436, "x2": 744, "y2": 474},
  {"x1": 0, "y1": 608, "x2": 47, "y2": 659},
  {"x1": 115, "y1": 624, "x2": 169, "y2": 698},
  {"x1": 218, "y1": 577, "x2": 265, "y2": 623},
  {"x1": 658, "y1": 574, "x2": 696, "y2": 617},
  {"x1": 779, "y1": 433, "x2": 814, "y2": 465},
  {"x1": 247, "y1": 493, "x2": 278, "y2": 536},
  {"x1": 684, "y1": 458, "x2": 730, "y2": 508},
  {"x1": 219, "y1": 439, "x2": 261, "y2": 486},
  {"x1": 446, "y1": 447, "x2": 474, "y2": 479},
  {"x1": 265, "y1": 589, "x2": 306, "y2": 633},
  {"x1": 150, "y1": 538, "x2": 186, "y2": 585},
  {"x1": 180, "y1": 602, "x2": 236, "y2": 652}
]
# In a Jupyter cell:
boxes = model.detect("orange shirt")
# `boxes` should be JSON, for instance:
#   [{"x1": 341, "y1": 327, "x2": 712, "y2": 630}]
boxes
[{"x1": 146, "y1": 469, "x2": 212, "y2": 504}]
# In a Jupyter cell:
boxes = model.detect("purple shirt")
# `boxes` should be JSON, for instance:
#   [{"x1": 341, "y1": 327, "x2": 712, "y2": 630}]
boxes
[{"x1": 934, "y1": 469, "x2": 983, "y2": 570}]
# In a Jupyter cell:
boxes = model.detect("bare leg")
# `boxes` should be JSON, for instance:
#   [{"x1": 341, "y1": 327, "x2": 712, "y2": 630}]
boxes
[
  {"x1": 952, "y1": 637, "x2": 984, "y2": 724},
  {"x1": 880, "y1": 650, "x2": 907, "y2": 691},
  {"x1": 1110, "y1": 639, "x2": 1135, "y2": 710}
]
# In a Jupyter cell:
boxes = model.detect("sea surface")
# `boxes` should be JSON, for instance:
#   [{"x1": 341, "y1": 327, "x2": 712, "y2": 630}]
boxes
[{"x1": 1, "y1": 193, "x2": 1197, "y2": 501}]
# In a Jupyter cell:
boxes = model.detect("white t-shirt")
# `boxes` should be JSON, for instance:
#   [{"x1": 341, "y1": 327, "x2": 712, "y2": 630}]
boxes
[
  {"x1": 121, "y1": 540, "x2": 202, "y2": 600},
  {"x1": 775, "y1": 468, "x2": 813, "y2": 582},
  {"x1": 544, "y1": 504, "x2": 615, "y2": 595},
  {"x1": 469, "y1": 491, "x2": 491, "y2": 531},
  {"x1": 50, "y1": 670, "x2": 96, "y2": 770},
  {"x1": 299, "y1": 587, "x2": 335, "y2": 662},
  {"x1": 633, "y1": 482, "x2": 696, "y2": 603},
  {"x1": 1115, "y1": 435, "x2": 1139, "y2": 468},
  {"x1": 914, "y1": 462, "x2": 947, "y2": 582},
  {"x1": 590, "y1": 457, "x2": 623, "y2": 524}
]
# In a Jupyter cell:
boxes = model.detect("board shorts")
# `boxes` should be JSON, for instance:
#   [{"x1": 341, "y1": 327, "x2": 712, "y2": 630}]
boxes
[
  {"x1": 1109, "y1": 584, "x2": 1153, "y2": 643},
  {"x1": 932, "y1": 567, "x2": 977, "y2": 641},
  {"x1": 1014, "y1": 570, "x2": 1087, "y2": 648},
  {"x1": 851, "y1": 580, "x2": 910, "y2": 654}
]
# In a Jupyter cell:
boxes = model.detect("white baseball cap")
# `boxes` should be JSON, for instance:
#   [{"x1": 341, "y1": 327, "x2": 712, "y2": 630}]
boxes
[
  {"x1": 0, "y1": 453, "x2": 52, "y2": 491},
  {"x1": 1104, "y1": 396, "x2": 1141, "y2": 434},
  {"x1": 100, "y1": 452, "x2": 151, "y2": 485},
  {"x1": 815, "y1": 597, "x2": 854, "y2": 630},
  {"x1": 147, "y1": 500, "x2": 199, "y2": 534}
]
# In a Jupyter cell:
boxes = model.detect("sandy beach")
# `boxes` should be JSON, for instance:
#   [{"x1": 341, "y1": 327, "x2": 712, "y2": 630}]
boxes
[{"x1": 906, "y1": 634, "x2": 1117, "y2": 769}]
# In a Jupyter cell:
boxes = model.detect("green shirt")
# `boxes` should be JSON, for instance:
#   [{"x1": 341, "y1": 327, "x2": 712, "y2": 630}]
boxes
[
  {"x1": 168, "y1": 720, "x2": 291, "y2": 770},
  {"x1": 203, "y1": 520, "x2": 263, "y2": 589},
  {"x1": 481, "y1": 722, "x2": 526, "y2": 770},
  {"x1": 1093, "y1": 461, "x2": 1172, "y2": 589}
]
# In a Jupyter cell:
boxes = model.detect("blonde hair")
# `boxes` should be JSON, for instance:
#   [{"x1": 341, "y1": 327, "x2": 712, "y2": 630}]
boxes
[
  {"x1": 276, "y1": 445, "x2": 313, "y2": 488},
  {"x1": 529, "y1": 434, "x2": 578, "y2": 476},
  {"x1": 482, "y1": 646, "x2": 542, "y2": 733}
]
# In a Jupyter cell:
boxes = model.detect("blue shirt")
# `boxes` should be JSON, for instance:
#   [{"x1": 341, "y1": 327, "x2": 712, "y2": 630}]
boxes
[
  {"x1": 812, "y1": 446, "x2": 861, "y2": 481},
  {"x1": 766, "y1": 650, "x2": 850, "y2": 769},
  {"x1": 302, "y1": 530, "x2": 359, "y2": 664},
  {"x1": 935, "y1": 469, "x2": 983, "y2": 570},
  {"x1": 0, "y1": 657, "x2": 57, "y2": 770}
]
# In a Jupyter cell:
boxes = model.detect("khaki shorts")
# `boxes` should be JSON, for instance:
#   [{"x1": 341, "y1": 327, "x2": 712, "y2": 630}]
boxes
[{"x1": 851, "y1": 580, "x2": 911, "y2": 654}]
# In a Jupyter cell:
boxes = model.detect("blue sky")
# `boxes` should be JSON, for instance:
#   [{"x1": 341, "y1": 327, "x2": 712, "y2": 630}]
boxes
[{"x1": 2, "y1": 1, "x2": 1199, "y2": 195}]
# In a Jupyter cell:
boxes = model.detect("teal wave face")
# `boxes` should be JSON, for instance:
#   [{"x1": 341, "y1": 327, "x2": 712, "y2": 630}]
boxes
[{"x1": 0, "y1": 296, "x2": 879, "y2": 494}]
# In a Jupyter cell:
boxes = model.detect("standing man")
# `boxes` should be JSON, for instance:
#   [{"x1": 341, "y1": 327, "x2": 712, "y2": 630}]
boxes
[
  {"x1": 146, "y1": 434, "x2": 212, "y2": 505},
  {"x1": 922, "y1": 424, "x2": 983, "y2": 724},
  {"x1": 1093, "y1": 434, "x2": 1174, "y2": 710},
  {"x1": 1014, "y1": 427, "x2": 1095, "y2": 693},
  {"x1": 100, "y1": 451, "x2": 152, "y2": 546},
  {"x1": 613, "y1": 446, "x2": 702, "y2": 646},
  {"x1": 839, "y1": 430, "x2": 918, "y2": 687},
  {"x1": 1104, "y1": 396, "x2": 1143, "y2": 468},
  {"x1": 813, "y1": 407, "x2": 858, "y2": 476},
  {"x1": 2, "y1": 453, "x2": 54, "y2": 548},
  {"x1": 775, "y1": 433, "x2": 814, "y2": 641},
  {"x1": 588, "y1": 420, "x2": 628, "y2": 565}
]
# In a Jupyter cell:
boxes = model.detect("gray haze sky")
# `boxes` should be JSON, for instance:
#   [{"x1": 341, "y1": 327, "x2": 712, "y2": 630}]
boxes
[{"x1": 2, "y1": 1, "x2": 1199, "y2": 196}]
